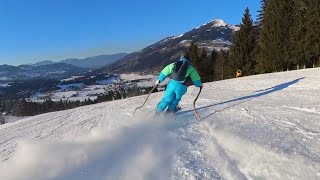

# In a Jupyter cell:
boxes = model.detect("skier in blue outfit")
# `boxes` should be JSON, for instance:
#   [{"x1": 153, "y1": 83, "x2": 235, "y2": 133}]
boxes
[{"x1": 155, "y1": 52, "x2": 203, "y2": 113}]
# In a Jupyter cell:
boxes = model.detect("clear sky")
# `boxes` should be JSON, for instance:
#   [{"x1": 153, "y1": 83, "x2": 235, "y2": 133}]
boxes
[{"x1": 0, "y1": 0, "x2": 260, "y2": 65}]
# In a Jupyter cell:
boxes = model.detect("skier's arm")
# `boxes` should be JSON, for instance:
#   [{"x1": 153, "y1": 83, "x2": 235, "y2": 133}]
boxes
[
  {"x1": 189, "y1": 67, "x2": 202, "y2": 87},
  {"x1": 158, "y1": 63, "x2": 174, "y2": 83}
]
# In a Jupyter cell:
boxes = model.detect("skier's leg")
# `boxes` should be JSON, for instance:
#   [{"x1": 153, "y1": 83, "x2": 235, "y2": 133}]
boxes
[
  {"x1": 156, "y1": 82, "x2": 176, "y2": 112},
  {"x1": 168, "y1": 84, "x2": 187, "y2": 111}
]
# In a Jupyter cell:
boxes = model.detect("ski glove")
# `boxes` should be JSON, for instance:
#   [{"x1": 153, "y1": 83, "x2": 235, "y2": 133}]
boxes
[{"x1": 155, "y1": 80, "x2": 160, "y2": 86}]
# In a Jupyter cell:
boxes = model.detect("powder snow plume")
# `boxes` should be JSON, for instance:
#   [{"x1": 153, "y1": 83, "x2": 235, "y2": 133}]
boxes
[{"x1": 0, "y1": 112, "x2": 186, "y2": 180}]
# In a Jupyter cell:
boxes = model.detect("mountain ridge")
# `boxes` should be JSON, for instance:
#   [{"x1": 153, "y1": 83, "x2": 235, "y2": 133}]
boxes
[
  {"x1": 0, "y1": 63, "x2": 88, "y2": 81},
  {"x1": 26, "y1": 53, "x2": 128, "y2": 69},
  {"x1": 100, "y1": 19, "x2": 238, "y2": 73}
]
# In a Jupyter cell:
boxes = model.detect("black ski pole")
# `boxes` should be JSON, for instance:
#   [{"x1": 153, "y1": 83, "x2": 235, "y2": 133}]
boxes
[
  {"x1": 193, "y1": 87, "x2": 202, "y2": 120},
  {"x1": 133, "y1": 85, "x2": 158, "y2": 115}
]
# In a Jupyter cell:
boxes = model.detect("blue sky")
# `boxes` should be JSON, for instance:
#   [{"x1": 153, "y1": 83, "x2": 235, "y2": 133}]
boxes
[{"x1": 0, "y1": 0, "x2": 260, "y2": 65}]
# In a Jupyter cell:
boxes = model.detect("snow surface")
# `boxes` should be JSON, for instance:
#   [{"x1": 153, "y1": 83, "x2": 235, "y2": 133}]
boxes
[
  {"x1": 0, "y1": 68, "x2": 320, "y2": 180},
  {"x1": 0, "y1": 77, "x2": 11, "y2": 81},
  {"x1": 212, "y1": 19, "x2": 227, "y2": 27},
  {"x1": 0, "y1": 83, "x2": 11, "y2": 88},
  {"x1": 229, "y1": 25, "x2": 240, "y2": 32},
  {"x1": 120, "y1": 74, "x2": 155, "y2": 81},
  {"x1": 61, "y1": 76, "x2": 85, "y2": 82},
  {"x1": 1, "y1": 116, "x2": 29, "y2": 124},
  {"x1": 179, "y1": 40, "x2": 189, "y2": 44},
  {"x1": 52, "y1": 91, "x2": 77, "y2": 99},
  {"x1": 174, "y1": 34, "x2": 184, "y2": 39},
  {"x1": 96, "y1": 77, "x2": 117, "y2": 85},
  {"x1": 31, "y1": 89, "x2": 102, "y2": 102},
  {"x1": 58, "y1": 83, "x2": 85, "y2": 91}
]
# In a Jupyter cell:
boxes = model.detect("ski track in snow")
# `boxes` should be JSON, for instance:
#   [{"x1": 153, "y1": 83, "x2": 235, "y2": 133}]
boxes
[{"x1": 0, "y1": 68, "x2": 320, "y2": 179}]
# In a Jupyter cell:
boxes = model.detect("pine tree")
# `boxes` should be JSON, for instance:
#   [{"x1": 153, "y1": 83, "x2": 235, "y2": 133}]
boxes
[
  {"x1": 257, "y1": 0, "x2": 267, "y2": 26},
  {"x1": 198, "y1": 47, "x2": 211, "y2": 82},
  {"x1": 229, "y1": 7, "x2": 257, "y2": 76},
  {"x1": 256, "y1": 0, "x2": 294, "y2": 73},
  {"x1": 0, "y1": 116, "x2": 5, "y2": 124},
  {"x1": 189, "y1": 42, "x2": 200, "y2": 70},
  {"x1": 210, "y1": 50, "x2": 218, "y2": 81},
  {"x1": 199, "y1": 47, "x2": 208, "y2": 63},
  {"x1": 217, "y1": 50, "x2": 230, "y2": 80},
  {"x1": 305, "y1": 0, "x2": 320, "y2": 67},
  {"x1": 12, "y1": 99, "x2": 28, "y2": 116},
  {"x1": 290, "y1": 0, "x2": 308, "y2": 69}
]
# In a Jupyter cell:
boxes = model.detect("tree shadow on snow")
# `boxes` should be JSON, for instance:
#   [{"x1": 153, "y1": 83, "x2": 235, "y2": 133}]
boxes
[{"x1": 191, "y1": 77, "x2": 305, "y2": 120}]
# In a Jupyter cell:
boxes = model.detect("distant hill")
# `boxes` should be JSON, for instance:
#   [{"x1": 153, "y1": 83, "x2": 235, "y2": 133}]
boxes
[
  {"x1": 31, "y1": 60, "x2": 55, "y2": 66},
  {"x1": 0, "y1": 63, "x2": 88, "y2": 81},
  {"x1": 59, "y1": 53, "x2": 128, "y2": 69},
  {"x1": 29, "y1": 53, "x2": 128, "y2": 69},
  {"x1": 0, "y1": 65, "x2": 20, "y2": 73},
  {"x1": 100, "y1": 19, "x2": 239, "y2": 73}
]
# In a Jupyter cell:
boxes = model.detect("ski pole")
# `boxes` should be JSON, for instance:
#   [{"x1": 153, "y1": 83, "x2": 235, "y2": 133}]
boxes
[
  {"x1": 193, "y1": 87, "x2": 202, "y2": 120},
  {"x1": 133, "y1": 85, "x2": 158, "y2": 115}
]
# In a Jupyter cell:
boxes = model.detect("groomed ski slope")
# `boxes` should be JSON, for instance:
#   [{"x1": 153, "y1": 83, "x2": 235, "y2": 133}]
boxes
[{"x1": 0, "y1": 68, "x2": 320, "y2": 180}]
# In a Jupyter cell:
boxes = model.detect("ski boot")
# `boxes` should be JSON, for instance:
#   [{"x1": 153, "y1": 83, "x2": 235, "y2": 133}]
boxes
[{"x1": 166, "y1": 105, "x2": 182, "y2": 114}]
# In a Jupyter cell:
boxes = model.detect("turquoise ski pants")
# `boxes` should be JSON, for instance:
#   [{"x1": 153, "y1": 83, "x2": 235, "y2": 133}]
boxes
[{"x1": 157, "y1": 80, "x2": 187, "y2": 112}]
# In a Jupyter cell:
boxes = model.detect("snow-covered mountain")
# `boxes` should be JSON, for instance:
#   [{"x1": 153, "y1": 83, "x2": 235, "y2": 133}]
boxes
[
  {"x1": 0, "y1": 68, "x2": 319, "y2": 180},
  {"x1": 102, "y1": 19, "x2": 239, "y2": 73}
]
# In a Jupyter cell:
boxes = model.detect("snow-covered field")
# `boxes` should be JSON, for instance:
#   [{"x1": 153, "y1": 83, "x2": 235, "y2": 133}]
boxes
[
  {"x1": 96, "y1": 77, "x2": 117, "y2": 85},
  {"x1": 0, "y1": 77, "x2": 11, "y2": 81},
  {"x1": 31, "y1": 74, "x2": 159, "y2": 102},
  {"x1": 120, "y1": 74, "x2": 155, "y2": 81},
  {"x1": 119, "y1": 73, "x2": 170, "y2": 88},
  {"x1": 0, "y1": 83, "x2": 11, "y2": 88},
  {"x1": 61, "y1": 76, "x2": 85, "y2": 82},
  {"x1": 0, "y1": 68, "x2": 319, "y2": 180},
  {"x1": 31, "y1": 90, "x2": 99, "y2": 102},
  {"x1": 57, "y1": 83, "x2": 85, "y2": 91}
]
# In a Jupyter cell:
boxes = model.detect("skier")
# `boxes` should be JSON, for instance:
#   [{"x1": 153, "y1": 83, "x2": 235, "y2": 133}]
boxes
[{"x1": 155, "y1": 52, "x2": 203, "y2": 114}]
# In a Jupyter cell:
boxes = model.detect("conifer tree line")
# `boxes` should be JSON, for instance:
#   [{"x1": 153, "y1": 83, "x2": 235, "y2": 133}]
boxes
[
  {"x1": 189, "y1": 0, "x2": 319, "y2": 81},
  {"x1": 0, "y1": 86, "x2": 156, "y2": 117},
  {"x1": 189, "y1": 42, "x2": 230, "y2": 82}
]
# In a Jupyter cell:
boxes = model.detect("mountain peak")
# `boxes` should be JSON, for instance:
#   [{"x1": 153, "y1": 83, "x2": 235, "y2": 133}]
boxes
[{"x1": 211, "y1": 19, "x2": 227, "y2": 27}]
